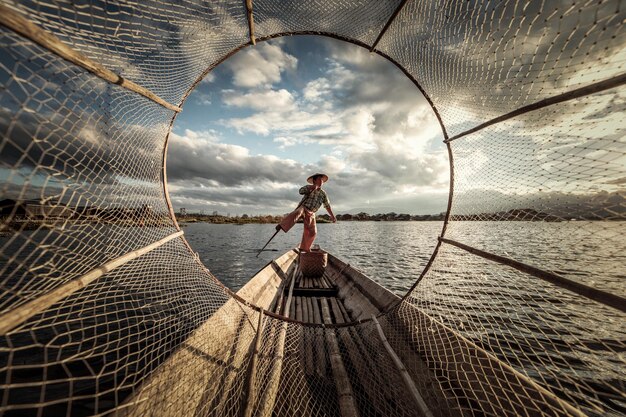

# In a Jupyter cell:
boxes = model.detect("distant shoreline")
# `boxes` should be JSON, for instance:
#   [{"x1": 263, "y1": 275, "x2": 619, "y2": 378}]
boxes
[
  {"x1": 175, "y1": 212, "x2": 446, "y2": 225},
  {"x1": 2, "y1": 206, "x2": 619, "y2": 233},
  {"x1": 174, "y1": 208, "x2": 604, "y2": 224},
  {"x1": 176, "y1": 218, "x2": 446, "y2": 225}
]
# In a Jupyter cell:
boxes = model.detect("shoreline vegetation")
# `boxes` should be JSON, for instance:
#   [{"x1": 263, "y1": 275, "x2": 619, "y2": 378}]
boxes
[
  {"x1": 175, "y1": 208, "x2": 571, "y2": 225},
  {"x1": 3, "y1": 208, "x2": 620, "y2": 233},
  {"x1": 175, "y1": 212, "x2": 446, "y2": 225}
]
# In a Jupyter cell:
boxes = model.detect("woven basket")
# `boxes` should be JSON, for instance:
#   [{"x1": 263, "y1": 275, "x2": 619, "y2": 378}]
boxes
[{"x1": 299, "y1": 250, "x2": 328, "y2": 279}]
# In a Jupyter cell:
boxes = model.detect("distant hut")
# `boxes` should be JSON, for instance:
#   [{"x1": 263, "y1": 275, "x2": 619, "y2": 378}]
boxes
[{"x1": 0, "y1": 199, "x2": 72, "y2": 221}]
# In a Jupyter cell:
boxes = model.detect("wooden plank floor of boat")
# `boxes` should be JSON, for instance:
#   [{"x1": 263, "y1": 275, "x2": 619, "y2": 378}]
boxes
[
  {"x1": 268, "y1": 267, "x2": 357, "y2": 417},
  {"x1": 266, "y1": 260, "x2": 454, "y2": 417},
  {"x1": 270, "y1": 268, "x2": 353, "y2": 324}
]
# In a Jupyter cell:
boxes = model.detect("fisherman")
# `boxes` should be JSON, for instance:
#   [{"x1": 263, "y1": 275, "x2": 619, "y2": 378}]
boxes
[{"x1": 276, "y1": 173, "x2": 336, "y2": 252}]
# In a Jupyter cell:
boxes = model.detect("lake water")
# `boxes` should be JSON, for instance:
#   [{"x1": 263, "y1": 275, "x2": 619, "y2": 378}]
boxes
[
  {"x1": 184, "y1": 220, "x2": 625, "y2": 417},
  {"x1": 182, "y1": 220, "x2": 625, "y2": 296},
  {"x1": 1, "y1": 221, "x2": 622, "y2": 416},
  {"x1": 182, "y1": 221, "x2": 442, "y2": 293}
]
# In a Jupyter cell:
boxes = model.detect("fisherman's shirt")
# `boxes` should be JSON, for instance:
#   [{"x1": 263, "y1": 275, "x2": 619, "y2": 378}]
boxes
[{"x1": 299, "y1": 186, "x2": 331, "y2": 213}]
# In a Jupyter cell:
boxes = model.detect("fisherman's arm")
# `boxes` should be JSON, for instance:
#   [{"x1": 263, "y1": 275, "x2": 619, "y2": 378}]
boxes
[
  {"x1": 326, "y1": 206, "x2": 337, "y2": 223},
  {"x1": 323, "y1": 194, "x2": 336, "y2": 223}
]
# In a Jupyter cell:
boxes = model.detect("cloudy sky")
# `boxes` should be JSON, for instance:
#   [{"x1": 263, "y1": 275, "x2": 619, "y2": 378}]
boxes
[{"x1": 167, "y1": 36, "x2": 449, "y2": 216}]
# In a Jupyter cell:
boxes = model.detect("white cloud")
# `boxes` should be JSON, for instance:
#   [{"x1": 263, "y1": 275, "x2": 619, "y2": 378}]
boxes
[
  {"x1": 219, "y1": 40, "x2": 445, "y2": 166},
  {"x1": 166, "y1": 124, "x2": 450, "y2": 215},
  {"x1": 273, "y1": 136, "x2": 299, "y2": 149},
  {"x1": 224, "y1": 41, "x2": 297, "y2": 88},
  {"x1": 342, "y1": 107, "x2": 375, "y2": 144},
  {"x1": 200, "y1": 72, "x2": 216, "y2": 84},
  {"x1": 223, "y1": 89, "x2": 296, "y2": 111},
  {"x1": 169, "y1": 38, "x2": 451, "y2": 215},
  {"x1": 167, "y1": 129, "x2": 304, "y2": 187},
  {"x1": 222, "y1": 106, "x2": 336, "y2": 137},
  {"x1": 214, "y1": 40, "x2": 449, "y2": 207},
  {"x1": 303, "y1": 78, "x2": 331, "y2": 102},
  {"x1": 318, "y1": 155, "x2": 347, "y2": 174}
]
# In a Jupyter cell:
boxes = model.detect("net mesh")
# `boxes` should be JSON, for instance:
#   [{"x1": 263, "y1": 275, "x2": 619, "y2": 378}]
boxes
[
  {"x1": 375, "y1": 0, "x2": 626, "y2": 136},
  {"x1": 0, "y1": 1, "x2": 624, "y2": 417}
]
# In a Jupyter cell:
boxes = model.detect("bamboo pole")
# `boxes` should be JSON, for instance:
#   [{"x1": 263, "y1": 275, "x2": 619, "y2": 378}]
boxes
[
  {"x1": 321, "y1": 300, "x2": 360, "y2": 417},
  {"x1": 289, "y1": 295, "x2": 296, "y2": 318},
  {"x1": 0, "y1": 4, "x2": 182, "y2": 113},
  {"x1": 313, "y1": 298, "x2": 327, "y2": 378},
  {"x1": 245, "y1": 0, "x2": 256, "y2": 45},
  {"x1": 311, "y1": 297, "x2": 322, "y2": 324},
  {"x1": 162, "y1": 130, "x2": 182, "y2": 232},
  {"x1": 0, "y1": 230, "x2": 184, "y2": 335},
  {"x1": 329, "y1": 297, "x2": 346, "y2": 324},
  {"x1": 256, "y1": 262, "x2": 297, "y2": 417},
  {"x1": 440, "y1": 237, "x2": 626, "y2": 313},
  {"x1": 300, "y1": 295, "x2": 309, "y2": 322},
  {"x1": 305, "y1": 297, "x2": 313, "y2": 320},
  {"x1": 242, "y1": 309, "x2": 266, "y2": 417},
  {"x1": 302, "y1": 297, "x2": 314, "y2": 375},
  {"x1": 284, "y1": 266, "x2": 296, "y2": 317},
  {"x1": 295, "y1": 296, "x2": 303, "y2": 322},
  {"x1": 336, "y1": 296, "x2": 353, "y2": 322},
  {"x1": 445, "y1": 72, "x2": 626, "y2": 143},
  {"x1": 371, "y1": 315, "x2": 434, "y2": 417},
  {"x1": 337, "y1": 313, "x2": 396, "y2": 416},
  {"x1": 369, "y1": 0, "x2": 409, "y2": 52}
]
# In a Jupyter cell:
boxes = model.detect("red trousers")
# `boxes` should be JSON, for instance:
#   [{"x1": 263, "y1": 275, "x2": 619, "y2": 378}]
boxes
[{"x1": 278, "y1": 206, "x2": 317, "y2": 251}]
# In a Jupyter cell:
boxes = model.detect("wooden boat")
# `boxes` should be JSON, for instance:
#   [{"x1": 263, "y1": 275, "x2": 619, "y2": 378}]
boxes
[{"x1": 119, "y1": 249, "x2": 583, "y2": 417}]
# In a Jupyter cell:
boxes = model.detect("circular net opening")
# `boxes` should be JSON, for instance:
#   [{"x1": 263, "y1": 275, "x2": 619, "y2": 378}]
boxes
[
  {"x1": 0, "y1": 2, "x2": 624, "y2": 417},
  {"x1": 167, "y1": 35, "x2": 449, "y2": 294}
]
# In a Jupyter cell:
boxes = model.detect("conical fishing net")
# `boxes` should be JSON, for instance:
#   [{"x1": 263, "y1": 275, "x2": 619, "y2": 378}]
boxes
[{"x1": 0, "y1": 1, "x2": 624, "y2": 416}]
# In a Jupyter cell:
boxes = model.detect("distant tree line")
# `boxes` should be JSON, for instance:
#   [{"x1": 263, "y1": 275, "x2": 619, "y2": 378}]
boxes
[
  {"x1": 318, "y1": 212, "x2": 446, "y2": 222},
  {"x1": 176, "y1": 213, "x2": 283, "y2": 224},
  {"x1": 176, "y1": 211, "x2": 446, "y2": 224},
  {"x1": 177, "y1": 208, "x2": 593, "y2": 224}
]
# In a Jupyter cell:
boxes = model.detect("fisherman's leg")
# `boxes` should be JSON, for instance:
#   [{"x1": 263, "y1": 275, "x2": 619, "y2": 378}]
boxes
[
  {"x1": 299, "y1": 210, "x2": 317, "y2": 251},
  {"x1": 278, "y1": 206, "x2": 304, "y2": 232}
]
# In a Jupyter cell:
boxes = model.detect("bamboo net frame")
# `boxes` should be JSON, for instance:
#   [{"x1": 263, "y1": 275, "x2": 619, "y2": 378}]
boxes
[{"x1": 0, "y1": 1, "x2": 624, "y2": 416}]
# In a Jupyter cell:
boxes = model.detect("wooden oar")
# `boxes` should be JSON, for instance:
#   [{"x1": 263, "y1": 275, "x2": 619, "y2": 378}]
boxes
[{"x1": 256, "y1": 228, "x2": 281, "y2": 257}]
